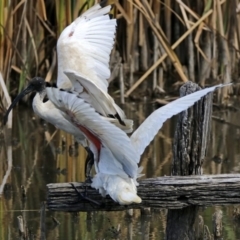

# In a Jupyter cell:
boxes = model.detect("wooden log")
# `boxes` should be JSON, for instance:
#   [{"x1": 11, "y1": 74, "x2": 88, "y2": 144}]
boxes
[
  {"x1": 166, "y1": 82, "x2": 212, "y2": 240},
  {"x1": 47, "y1": 174, "x2": 240, "y2": 212}
]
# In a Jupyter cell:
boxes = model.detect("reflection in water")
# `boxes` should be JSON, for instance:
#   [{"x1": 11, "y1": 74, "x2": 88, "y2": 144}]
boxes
[{"x1": 0, "y1": 103, "x2": 240, "y2": 239}]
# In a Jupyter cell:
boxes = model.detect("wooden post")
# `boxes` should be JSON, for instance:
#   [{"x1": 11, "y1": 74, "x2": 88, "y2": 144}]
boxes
[
  {"x1": 171, "y1": 81, "x2": 212, "y2": 176},
  {"x1": 166, "y1": 81, "x2": 212, "y2": 240}
]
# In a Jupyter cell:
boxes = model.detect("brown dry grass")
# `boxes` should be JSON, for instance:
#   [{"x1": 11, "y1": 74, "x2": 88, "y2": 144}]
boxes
[{"x1": 0, "y1": 0, "x2": 238, "y2": 105}]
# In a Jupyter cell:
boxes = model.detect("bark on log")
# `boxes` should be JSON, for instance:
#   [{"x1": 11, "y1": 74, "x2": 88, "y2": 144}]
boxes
[
  {"x1": 47, "y1": 174, "x2": 240, "y2": 212},
  {"x1": 171, "y1": 82, "x2": 212, "y2": 176},
  {"x1": 167, "y1": 82, "x2": 212, "y2": 240}
]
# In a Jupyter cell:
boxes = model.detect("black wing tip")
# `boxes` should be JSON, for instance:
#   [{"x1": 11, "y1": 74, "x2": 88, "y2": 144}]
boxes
[
  {"x1": 59, "y1": 88, "x2": 74, "y2": 94},
  {"x1": 46, "y1": 82, "x2": 57, "y2": 88},
  {"x1": 100, "y1": 1, "x2": 114, "y2": 13},
  {"x1": 52, "y1": 83, "x2": 58, "y2": 88},
  {"x1": 115, "y1": 113, "x2": 126, "y2": 126},
  {"x1": 108, "y1": 113, "x2": 126, "y2": 126},
  {"x1": 45, "y1": 82, "x2": 51, "y2": 87}
]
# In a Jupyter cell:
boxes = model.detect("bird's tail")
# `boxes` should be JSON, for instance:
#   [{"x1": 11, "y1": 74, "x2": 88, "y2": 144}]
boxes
[{"x1": 91, "y1": 173, "x2": 142, "y2": 205}]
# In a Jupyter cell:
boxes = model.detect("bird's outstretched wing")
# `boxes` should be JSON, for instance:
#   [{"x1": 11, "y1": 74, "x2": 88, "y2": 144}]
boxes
[
  {"x1": 57, "y1": 4, "x2": 116, "y2": 91},
  {"x1": 131, "y1": 83, "x2": 232, "y2": 162},
  {"x1": 64, "y1": 70, "x2": 132, "y2": 131},
  {"x1": 46, "y1": 84, "x2": 138, "y2": 178}
]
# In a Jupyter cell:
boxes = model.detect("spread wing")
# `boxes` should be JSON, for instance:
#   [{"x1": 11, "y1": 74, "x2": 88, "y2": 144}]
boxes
[
  {"x1": 46, "y1": 84, "x2": 138, "y2": 178},
  {"x1": 131, "y1": 84, "x2": 232, "y2": 161},
  {"x1": 64, "y1": 70, "x2": 132, "y2": 131},
  {"x1": 57, "y1": 4, "x2": 116, "y2": 90}
]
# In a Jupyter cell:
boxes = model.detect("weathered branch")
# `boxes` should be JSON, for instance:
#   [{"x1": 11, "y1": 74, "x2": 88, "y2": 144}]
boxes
[{"x1": 47, "y1": 174, "x2": 240, "y2": 212}]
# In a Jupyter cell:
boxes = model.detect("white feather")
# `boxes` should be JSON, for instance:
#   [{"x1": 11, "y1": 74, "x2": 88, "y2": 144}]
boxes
[
  {"x1": 46, "y1": 86, "x2": 138, "y2": 178},
  {"x1": 57, "y1": 4, "x2": 116, "y2": 90},
  {"x1": 91, "y1": 173, "x2": 142, "y2": 205},
  {"x1": 64, "y1": 70, "x2": 129, "y2": 125},
  {"x1": 91, "y1": 146, "x2": 142, "y2": 204},
  {"x1": 32, "y1": 93, "x2": 87, "y2": 147}
]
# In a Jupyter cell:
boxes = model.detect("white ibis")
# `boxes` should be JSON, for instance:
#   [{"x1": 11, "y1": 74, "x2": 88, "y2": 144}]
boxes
[
  {"x1": 44, "y1": 81, "x2": 231, "y2": 204},
  {"x1": 3, "y1": 3, "x2": 133, "y2": 175}
]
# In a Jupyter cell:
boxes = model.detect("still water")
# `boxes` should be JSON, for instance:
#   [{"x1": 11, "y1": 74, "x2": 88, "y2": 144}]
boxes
[{"x1": 0, "y1": 101, "x2": 240, "y2": 239}]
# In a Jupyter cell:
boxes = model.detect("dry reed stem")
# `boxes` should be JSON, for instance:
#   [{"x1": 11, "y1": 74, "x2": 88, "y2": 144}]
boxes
[
  {"x1": 194, "y1": 23, "x2": 211, "y2": 62},
  {"x1": 0, "y1": 0, "x2": 236, "y2": 101},
  {"x1": 0, "y1": 144, "x2": 12, "y2": 196},
  {"x1": 24, "y1": 18, "x2": 38, "y2": 76},
  {"x1": 11, "y1": 65, "x2": 30, "y2": 80},
  {"x1": 153, "y1": 30, "x2": 158, "y2": 90},
  {"x1": 176, "y1": 0, "x2": 206, "y2": 23},
  {"x1": 211, "y1": 0, "x2": 217, "y2": 80},
  {"x1": 108, "y1": 55, "x2": 122, "y2": 83},
  {"x1": 158, "y1": 0, "x2": 185, "y2": 26},
  {"x1": 38, "y1": 0, "x2": 47, "y2": 21},
  {"x1": 12, "y1": 0, "x2": 25, "y2": 16},
  {"x1": 125, "y1": 9, "x2": 213, "y2": 97},
  {"x1": 164, "y1": 0, "x2": 172, "y2": 60},
  {"x1": 134, "y1": 0, "x2": 188, "y2": 81},
  {"x1": 13, "y1": 0, "x2": 27, "y2": 65},
  {"x1": 35, "y1": 12, "x2": 56, "y2": 37},
  {"x1": 216, "y1": 0, "x2": 231, "y2": 102},
  {"x1": 45, "y1": 129, "x2": 58, "y2": 146},
  {"x1": 23, "y1": 147, "x2": 39, "y2": 195},
  {"x1": 188, "y1": 16, "x2": 195, "y2": 81},
  {"x1": 45, "y1": 50, "x2": 57, "y2": 82},
  {"x1": 114, "y1": 0, "x2": 131, "y2": 24},
  {"x1": 179, "y1": 3, "x2": 190, "y2": 29},
  {"x1": 119, "y1": 63, "x2": 125, "y2": 104},
  {"x1": 127, "y1": 0, "x2": 134, "y2": 66},
  {"x1": 0, "y1": 72, "x2": 12, "y2": 128},
  {"x1": 1, "y1": 25, "x2": 25, "y2": 70}
]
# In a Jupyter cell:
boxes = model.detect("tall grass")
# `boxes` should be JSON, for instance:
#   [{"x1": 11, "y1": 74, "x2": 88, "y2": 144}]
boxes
[{"x1": 0, "y1": 0, "x2": 238, "y2": 107}]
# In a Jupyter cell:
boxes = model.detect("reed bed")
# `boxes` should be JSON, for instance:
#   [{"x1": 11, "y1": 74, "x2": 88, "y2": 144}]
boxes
[{"x1": 0, "y1": 0, "x2": 239, "y2": 108}]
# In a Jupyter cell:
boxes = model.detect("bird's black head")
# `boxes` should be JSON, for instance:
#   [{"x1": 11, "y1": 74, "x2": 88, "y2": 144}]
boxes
[
  {"x1": 27, "y1": 77, "x2": 46, "y2": 93},
  {"x1": 2, "y1": 76, "x2": 46, "y2": 125}
]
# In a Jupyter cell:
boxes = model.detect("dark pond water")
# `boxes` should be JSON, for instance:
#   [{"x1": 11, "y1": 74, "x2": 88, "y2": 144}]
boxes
[{"x1": 1, "y1": 100, "x2": 240, "y2": 239}]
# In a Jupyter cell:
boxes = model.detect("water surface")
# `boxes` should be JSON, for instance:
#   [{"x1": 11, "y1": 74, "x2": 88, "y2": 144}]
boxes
[{"x1": 0, "y1": 101, "x2": 240, "y2": 239}]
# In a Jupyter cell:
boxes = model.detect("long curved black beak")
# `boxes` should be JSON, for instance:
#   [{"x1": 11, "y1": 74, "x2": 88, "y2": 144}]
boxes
[{"x1": 3, "y1": 85, "x2": 35, "y2": 125}]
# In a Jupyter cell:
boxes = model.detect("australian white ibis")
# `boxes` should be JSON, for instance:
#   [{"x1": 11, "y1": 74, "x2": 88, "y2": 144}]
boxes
[
  {"x1": 4, "y1": 75, "x2": 231, "y2": 204},
  {"x1": 3, "y1": 3, "x2": 133, "y2": 176},
  {"x1": 44, "y1": 81, "x2": 231, "y2": 204}
]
